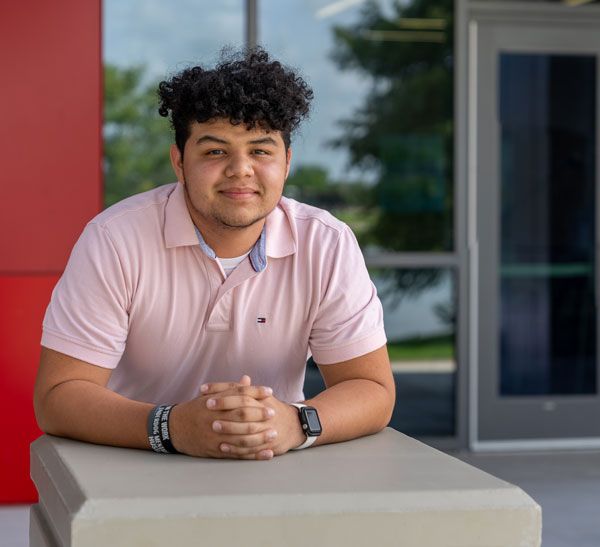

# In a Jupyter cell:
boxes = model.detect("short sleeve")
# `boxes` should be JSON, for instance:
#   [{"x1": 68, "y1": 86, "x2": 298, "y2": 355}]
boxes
[
  {"x1": 309, "y1": 225, "x2": 387, "y2": 364},
  {"x1": 41, "y1": 222, "x2": 130, "y2": 368}
]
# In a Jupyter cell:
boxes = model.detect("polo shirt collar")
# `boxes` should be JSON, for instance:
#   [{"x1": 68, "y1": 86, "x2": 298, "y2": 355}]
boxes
[
  {"x1": 163, "y1": 182, "x2": 296, "y2": 265},
  {"x1": 193, "y1": 224, "x2": 266, "y2": 273},
  {"x1": 164, "y1": 183, "x2": 199, "y2": 248},
  {"x1": 265, "y1": 199, "x2": 296, "y2": 259}
]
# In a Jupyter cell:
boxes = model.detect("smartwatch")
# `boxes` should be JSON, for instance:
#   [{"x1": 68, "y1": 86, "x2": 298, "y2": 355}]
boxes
[{"x1": 290, "y1": 403, "x2": 322, "y2": 450}]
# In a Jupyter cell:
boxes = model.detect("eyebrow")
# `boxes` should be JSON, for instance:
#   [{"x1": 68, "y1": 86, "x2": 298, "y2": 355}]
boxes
[
  {"x1": 195, "y1": 135, "x2": 278, "y2": 146},
  {"x1": 195, "y1": 135, "x2": 228, "y2": 146},
  {"x1": 248, "y1": 137, "x2": 278, "y2": 146}
]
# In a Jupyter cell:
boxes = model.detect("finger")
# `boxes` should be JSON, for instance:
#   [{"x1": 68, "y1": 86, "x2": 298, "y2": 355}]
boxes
[
  {"x1": 239, "y1": 374, "x2": 251, "y2": 386},
  {"x1": 233, "y1": 385, "x2": 273, "y2": 398},
  {"x1": 219, "y1": 435, "x2": 277, "y2": 454},
  {"x1": 203, "y1": 384, "x2": 273, "y2": 398},
  {"x1": 218, "y1": 406, "x2": 275, "y2": 422},
  {"x1": 221, "y1": 444, "x2": 275, "y2": 457},
  {"x1": 206, "y1": 393, "x2": 271, "y2": 410},
  {"x1": 212, "y1": 419, "x2": 273, "y2": 435},
  {"x1": 219, "y1": 429, "x2": 277, "y2": 450},
  {"x1": 200, "y1": 381, "x2": 243, "y2": 395},
  {"x1": 229, "y1": 449, "x2": 274, "y2": 461},
  {"x1": 243, "y1": 450, "x2": 274, "y2": 460}
]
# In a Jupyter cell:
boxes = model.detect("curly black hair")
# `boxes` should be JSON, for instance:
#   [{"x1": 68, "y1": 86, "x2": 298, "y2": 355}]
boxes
[{"x1": 158, "y1": 48, "x2": 313, "y2": 153}]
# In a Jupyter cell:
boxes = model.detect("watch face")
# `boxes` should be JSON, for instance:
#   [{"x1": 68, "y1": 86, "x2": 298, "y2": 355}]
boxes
[{"x1": 301, "y1": 407, "x2": 322, "y2": 436}]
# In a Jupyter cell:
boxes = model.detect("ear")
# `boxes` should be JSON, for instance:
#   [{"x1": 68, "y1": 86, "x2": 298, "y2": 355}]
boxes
[
  {"x1": 169, "y1": 144, "x2": 185, "y2": 183},
  {"x1": 284, "y1": 147, "x2": 293, "y2": 180}
]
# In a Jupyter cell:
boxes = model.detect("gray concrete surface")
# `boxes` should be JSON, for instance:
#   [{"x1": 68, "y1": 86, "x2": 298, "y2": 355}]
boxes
[
  {"x1": 28, "y1": 430, "x2": 539, "y2": 546},
  {"x1": 3, "y1": 442, "x2": 598, "y2": 546}
]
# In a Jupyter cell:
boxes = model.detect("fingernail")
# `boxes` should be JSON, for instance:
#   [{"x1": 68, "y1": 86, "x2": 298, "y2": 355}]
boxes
[
  {"x1": 260, "y1": 450, "x2": 273, "y2": 459},
  {"x1": 212, "y1": 421, "x2": 222, "y2": 432},
  {"x1": 200, "y1": 384, "x2": 208, "y2": 392},
  {"x1": 267, "y1": 430, "x2": 277, "y2": 440},
  {"x1": 267, "y1": 408, "x2": 275, "y2": 417},
  {"x1": 207, "y1": 398, "x2": 216, "y2": 408},
  {"x1": 220, "y1": 444, "x2": 230, "y2": 453},
  {"x1": 262, "y1": 387, "x2": 273, "y2": 395}
]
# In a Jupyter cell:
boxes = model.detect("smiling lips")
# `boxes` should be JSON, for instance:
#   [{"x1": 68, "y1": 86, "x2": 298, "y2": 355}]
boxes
[{"x1": 219, "y1": 188, "x2": 259, "y2": 200}]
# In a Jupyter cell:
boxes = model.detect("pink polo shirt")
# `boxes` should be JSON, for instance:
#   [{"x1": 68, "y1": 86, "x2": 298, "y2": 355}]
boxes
[{"x1": 42, "y1": 182, "x2": 386, "y2": 404}]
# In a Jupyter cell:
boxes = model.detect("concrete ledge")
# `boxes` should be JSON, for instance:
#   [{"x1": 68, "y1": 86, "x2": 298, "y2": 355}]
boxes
[{"x1": 30, "y1": 428, "x2": 541, "y2": 546}]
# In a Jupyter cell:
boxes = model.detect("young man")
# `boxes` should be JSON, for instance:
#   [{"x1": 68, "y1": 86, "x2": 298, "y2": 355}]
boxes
[{"x1": 34, "y1": 49, "x2": 395, "y2": 461}]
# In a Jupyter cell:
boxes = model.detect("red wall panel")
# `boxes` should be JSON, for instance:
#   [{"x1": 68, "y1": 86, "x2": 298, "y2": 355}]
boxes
[
  {"x1": 0, "y1": 0, "x2": 102, "y2": 273},
  {"x1": 0, "y1": 276, "x2": 60, "y2": 502},
  {"x1": 0, "y1": 0, "x2": 102, "y2": 503}
]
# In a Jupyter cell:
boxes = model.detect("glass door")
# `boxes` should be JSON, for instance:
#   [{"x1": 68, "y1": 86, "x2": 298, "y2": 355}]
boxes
[{"x1": 473, "y1": 14, "x2": 600, "y2": 446}]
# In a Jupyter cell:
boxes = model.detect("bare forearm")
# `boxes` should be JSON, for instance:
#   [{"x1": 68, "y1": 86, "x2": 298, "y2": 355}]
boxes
[
  {"x1": 304, "y1": 379, "x2": 395, "y2": 446},
  {"x1": 36, "y1": 380, "x2": 153, "y2": 450}
]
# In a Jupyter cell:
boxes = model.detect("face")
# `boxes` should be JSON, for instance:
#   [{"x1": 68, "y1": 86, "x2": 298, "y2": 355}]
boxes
[{"x1": 170, "y1": 119, "x2": 292, "y2": 233}]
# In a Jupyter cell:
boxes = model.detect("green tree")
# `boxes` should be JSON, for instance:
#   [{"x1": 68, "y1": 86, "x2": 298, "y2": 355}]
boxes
[
  {"x1": 331, "y1": 0, "x2": 454, "y2": 252},
  {"x1": 103, "y1": 65, "x2": 173, "y2": 207},
  {"x1": 331, "y1": 0, "x2": 455, "y2": 314},
  {"x1": 284, "y1": 165, "x2": 376, "y2": 239},
  {"x1": 286, "y1": 165, "x2": 330, "y2": 193}
]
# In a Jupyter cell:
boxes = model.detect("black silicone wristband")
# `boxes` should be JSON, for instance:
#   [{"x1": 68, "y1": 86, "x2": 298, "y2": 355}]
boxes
[
  {"x1": 158, "y1": 405, "x2": 179, "y2": 454},
  {"x1": 147, "y1": 405, "x2": 168, "y2": 453}
]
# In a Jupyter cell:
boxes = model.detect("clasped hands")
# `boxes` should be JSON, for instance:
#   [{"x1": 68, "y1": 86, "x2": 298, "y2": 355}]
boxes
[{"x1": 170, "y1": 375, "x2": 306, "y2": 460}]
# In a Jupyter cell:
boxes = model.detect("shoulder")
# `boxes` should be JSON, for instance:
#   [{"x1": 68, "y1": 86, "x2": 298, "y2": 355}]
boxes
[
  {"x1": 279, "y1": 196, "x2": 349, "y2": 240},
  {"x1": 277, "y1": 197, "x2": 363, "y2": 270},
  {"x1": 68, "y1": 184, "x2": 178, "y2": 287},
  {"x1": 89, "y1": 183, "x2": 176, "y2": 233}
]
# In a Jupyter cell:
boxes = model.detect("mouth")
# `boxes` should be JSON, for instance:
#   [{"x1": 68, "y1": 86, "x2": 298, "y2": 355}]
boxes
[{"x1": 219, "y1": 188, "x2": 260, "y2": 201}]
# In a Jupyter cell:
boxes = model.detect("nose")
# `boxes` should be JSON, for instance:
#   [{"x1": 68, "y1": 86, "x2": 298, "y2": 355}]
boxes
[{"x1": 224, "y1": 153, "x2": 253, "y2": 178}]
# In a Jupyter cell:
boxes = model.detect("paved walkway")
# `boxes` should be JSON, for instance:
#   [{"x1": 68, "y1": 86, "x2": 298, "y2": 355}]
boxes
[
  {"x1": 0, "y1": 504, "x2": 29, "y2": 547},
  {"x1": 454, "y1": 449, "x2": 600, "y2": 547}
]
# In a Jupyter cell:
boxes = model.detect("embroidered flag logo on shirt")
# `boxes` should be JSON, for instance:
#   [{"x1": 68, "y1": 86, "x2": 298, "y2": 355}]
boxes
[{"x1": 257, "y1": 317, "x2": 266, "y2": 324}]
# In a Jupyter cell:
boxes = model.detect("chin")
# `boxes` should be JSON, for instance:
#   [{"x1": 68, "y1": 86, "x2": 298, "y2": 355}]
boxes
[
  {"x1": 214, "y1": 205, "x2": 273, "y2": 228},
  {"x1": 218, "y1": 214, "x2": 265, "y2": 229}
]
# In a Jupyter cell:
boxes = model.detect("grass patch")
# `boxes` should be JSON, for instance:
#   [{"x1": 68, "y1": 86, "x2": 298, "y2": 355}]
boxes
[{"x1": 387, "y1": 334, "x2": 454, "y2": 361}]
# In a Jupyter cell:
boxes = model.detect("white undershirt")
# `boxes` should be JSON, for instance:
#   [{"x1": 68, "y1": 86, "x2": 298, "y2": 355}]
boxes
[{"x1": 217, "y1": 250, "x2": 252, "y2": 277}]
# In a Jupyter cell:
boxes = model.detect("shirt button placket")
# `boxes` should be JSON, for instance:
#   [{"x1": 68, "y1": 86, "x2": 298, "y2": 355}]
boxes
[{"x1": 206, "y1": 290, "x2": 233, "y2": 331}]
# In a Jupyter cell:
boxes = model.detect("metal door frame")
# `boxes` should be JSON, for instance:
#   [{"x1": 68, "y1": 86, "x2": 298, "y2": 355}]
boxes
[{"x1": 457, "y1": 0, "x2": 600, "y2": 451}]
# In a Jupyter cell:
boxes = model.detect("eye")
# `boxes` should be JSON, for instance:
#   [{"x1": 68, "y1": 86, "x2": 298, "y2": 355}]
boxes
[
  {"x1": 206, "y1": 149, "x2": 225, "y2": 156},
  {"x1": 253, "y1": 149, "x2": 269, "y2": 155}
]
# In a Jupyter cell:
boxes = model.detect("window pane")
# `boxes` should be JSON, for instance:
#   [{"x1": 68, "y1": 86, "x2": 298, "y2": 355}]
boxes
[
  {"x1": 379, "y1": 268, "x2": 456, "y2": 436},
  {"x1": 102, "y1": 0, "x2": 244, "y2": 206},
  {"x1": 304, "y1": 268, "x2": 457, "y2": 437},
  {"x1": 499, "y1": 53, "x2": 597, "y2": 396},
  {"x1": 261, "y1": 0, "x2": 454, "y2": 252}
]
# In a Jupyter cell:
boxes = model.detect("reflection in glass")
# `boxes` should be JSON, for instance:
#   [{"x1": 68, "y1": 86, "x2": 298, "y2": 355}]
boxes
[
  {"x1": 305, "y1": 268, "x2": 456, "y2": 437},
  {"x1": 261, "y1": 0, "x2": 454, "y2": 252},
  {"x1": 499, "y1": 53, "x2": 597, "y2": 396},
  {"x1": 375, "y1": 268, "x2": 456, "y2": 436},
  {"x1": 102, "y1": 0, "x2": 244, "y2": 206}
]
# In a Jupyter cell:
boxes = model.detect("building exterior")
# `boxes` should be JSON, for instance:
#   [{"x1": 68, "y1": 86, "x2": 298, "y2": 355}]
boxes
[{"x1": 1, "y1": 0, "x2": 599, "y2": 503}]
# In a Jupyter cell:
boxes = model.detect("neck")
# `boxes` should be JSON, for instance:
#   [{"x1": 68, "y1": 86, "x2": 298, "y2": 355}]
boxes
[
  {"x1": 196, "y1": 219, "x2": 263, "y2": 258},
  {"x1": 182, "y1": 187, "x2": 265, "y2": 258},
  {"x1": 189, "y1": 216, "x2": 263, "y2": 260}
]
